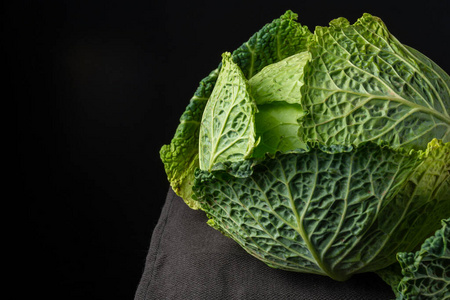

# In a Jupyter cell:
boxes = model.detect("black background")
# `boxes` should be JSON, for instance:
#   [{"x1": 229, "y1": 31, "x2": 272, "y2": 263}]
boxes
[{"x1": 12, "y1": 1, "x2": 449, "y2": 299}]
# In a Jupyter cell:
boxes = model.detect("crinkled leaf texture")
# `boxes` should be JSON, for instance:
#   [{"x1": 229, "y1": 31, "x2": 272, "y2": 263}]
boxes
[
  {"x1": 394, "y1": 218, "x2": 450, "y2": 300},
  {"x1": 300, "y1": 14, "x2": 450, "y2": 151},
  {"x1": 160, "y1": 10, "x2": 311, "y2": 208},
  {"x1": 199, "y1": 53, "x2": 258, "y2": 171},
  {"x1": 249, "y1": 52, "x2": 311, "y2": 105},
  {"x1": 193, "y1": 140, "x2": 450, "y2": 281}
]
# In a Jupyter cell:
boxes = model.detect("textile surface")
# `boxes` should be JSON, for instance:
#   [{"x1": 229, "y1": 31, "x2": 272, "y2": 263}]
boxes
[{"x1": 134, "y1": 188, "x2": 396, "y2": 300}]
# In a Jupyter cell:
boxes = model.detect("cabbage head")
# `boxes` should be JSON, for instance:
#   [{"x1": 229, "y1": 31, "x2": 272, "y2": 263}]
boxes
[{"x1": 160, "y1": 11, "x2": 450, "y2": 283}]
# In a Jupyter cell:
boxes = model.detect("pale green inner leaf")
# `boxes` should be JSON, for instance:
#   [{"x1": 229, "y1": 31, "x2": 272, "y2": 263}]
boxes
[
  {"x1": 253, "y1": 102, "x2": 307, "y2": 157},
  {"x1": 249, "y1": 52, "x2": 311, "y2": 157},
  {"x1": 249, "y1": 52, "x2": 311, "y2": 104},
  {"x1": 199, "y1": 53, "x2": 257, "y2": 171}
]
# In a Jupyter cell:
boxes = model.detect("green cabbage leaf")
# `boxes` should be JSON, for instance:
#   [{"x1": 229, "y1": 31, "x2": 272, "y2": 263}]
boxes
[
  {"x1": 395, "y1": 218, "x2": 449, "y2": 299},
  {"x1": 300, "y1": 14, "x2": 450, "y2": 151},
  {"x1": 199, "y1": 52, "x2": 258, "y2": 171},
  {"x1": 193, "y1": 140, "x2": 449, "y2": 281},
  {"x1": 377, "y1": 218, "x2": 449, "y2": 299}
]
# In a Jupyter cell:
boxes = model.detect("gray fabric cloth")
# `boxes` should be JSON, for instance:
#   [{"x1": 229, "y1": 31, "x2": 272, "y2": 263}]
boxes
[{"x1": 135, "y1": 188, "x2": 396, "y2": 300}]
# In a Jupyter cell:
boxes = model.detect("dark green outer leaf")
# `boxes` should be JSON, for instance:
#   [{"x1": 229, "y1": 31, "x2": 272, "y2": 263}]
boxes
[
  {"x1": 396, "y1": 218, "x2": 450, "y2": 300},
  {"x1": 193, "y1": 141, "x2": 450, "y2": 281},
  {"x1": 338, "y1": 140, "x2": 450, "y2": 274}
]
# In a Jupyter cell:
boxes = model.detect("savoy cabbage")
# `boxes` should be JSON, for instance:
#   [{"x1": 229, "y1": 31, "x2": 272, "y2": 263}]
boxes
[{"x1": 160, "y1": 11, "x2": 449, "y2": 298}]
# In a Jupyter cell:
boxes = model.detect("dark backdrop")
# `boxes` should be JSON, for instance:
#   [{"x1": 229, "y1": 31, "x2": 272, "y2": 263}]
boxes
[{"x1": 13, "y1": 1, "x2": 449, "y2": 299}]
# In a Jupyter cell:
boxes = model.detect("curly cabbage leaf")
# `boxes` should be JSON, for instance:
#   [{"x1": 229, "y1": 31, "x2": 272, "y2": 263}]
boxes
[
  {"x1": 299, "y1": 14, "x2": 450, "y2": 151},
  {"x1": 377, "y1": 218, "x2": 449, "y2": 299},
  {"x1": 199, "y1": 52, "x2": 258, "y2": 171},
  {"x1": 395, "y1": 218, "x2": 450, "y2": 299},
  {"x1": 193, "y1": 140, "x2": 449, "y2": 281}
]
